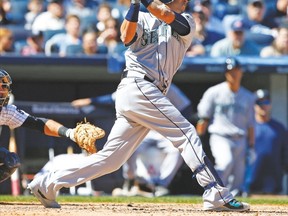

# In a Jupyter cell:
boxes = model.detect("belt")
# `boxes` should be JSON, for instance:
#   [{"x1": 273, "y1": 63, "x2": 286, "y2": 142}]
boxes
[
  {"x1": 121, "y1": 71, "x2": 154, "y2": 83},
  {"x1": 121, "y1": 71, "x2": 168, "y2": 94},
  {"x1": 224, "y1": 134, "x2": 244, "y2": 139}
]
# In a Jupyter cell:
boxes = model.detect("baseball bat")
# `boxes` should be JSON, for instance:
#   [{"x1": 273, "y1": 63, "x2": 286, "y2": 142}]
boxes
[{"x1": 9, "y1": 129, "x2": 21, "y2": 196}]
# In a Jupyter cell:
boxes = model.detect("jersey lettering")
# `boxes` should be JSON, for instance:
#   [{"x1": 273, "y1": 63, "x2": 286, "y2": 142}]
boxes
[
  {"x1": 215, "y1": 103, "x2": 245, "y2": 115},
  {"x1": 141, "y1": 29, "x2": 158, "y2": 46},
  {"x1": 141, "y1": 25, "x2": 180, "y2": 46}
]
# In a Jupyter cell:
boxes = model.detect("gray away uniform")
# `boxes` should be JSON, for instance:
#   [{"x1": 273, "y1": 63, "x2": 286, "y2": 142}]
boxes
[
  {"x1": 197, "y1": 82, "x2": 255, "y2": 191},
  {"x1": 32, "y1": 11, "x2": 234, "y2": 209}
]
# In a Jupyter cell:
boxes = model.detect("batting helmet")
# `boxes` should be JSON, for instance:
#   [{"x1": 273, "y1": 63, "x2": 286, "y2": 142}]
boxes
[
  {"x1": 0, "y1": 68, "x2": 12, "y2": 108},
  {"x1": 0, "y1": 147, "x2": 21, "y2": 183},
  {"x1": 224, "y1": 57, "x2": 241, "y2": 71},
  {"x1": 160, "y1": 0, "x2": 174, "y2": 4}
]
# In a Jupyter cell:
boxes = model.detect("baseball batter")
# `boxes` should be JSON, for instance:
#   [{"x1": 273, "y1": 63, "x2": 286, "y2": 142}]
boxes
[
  {"x1": 28, "y1": 0, "x2": 250, "y2": 211},
  {"x1": 0, "y1": 68, "x2": 83, "y2": 184}
]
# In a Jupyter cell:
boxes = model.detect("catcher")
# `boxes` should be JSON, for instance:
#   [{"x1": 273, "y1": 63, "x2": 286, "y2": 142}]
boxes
[{"x1": 0, "y1": 68, "x2": 105, "y2": 184}]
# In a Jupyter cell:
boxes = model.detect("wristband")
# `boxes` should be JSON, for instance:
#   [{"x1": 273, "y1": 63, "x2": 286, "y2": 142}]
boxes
[
  {"x1": 125, "y1": 3, "x2": 140, "y2": 22},
  {"x1": 141, "y1": 0, "x2": 153, "y2": 8},
  {"x1": 58, "y1": 126, "x2": 69, "y2": 137}
]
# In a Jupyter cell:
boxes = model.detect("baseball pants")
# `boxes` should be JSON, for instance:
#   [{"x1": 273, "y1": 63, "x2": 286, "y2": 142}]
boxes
[{"x1": 36, "y1": 77, "x2": 233, "y2": 209}]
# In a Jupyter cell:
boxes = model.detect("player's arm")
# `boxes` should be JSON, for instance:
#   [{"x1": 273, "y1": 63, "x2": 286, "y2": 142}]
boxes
[
  {"x1": 21, "y1": 115, "x2": 74, "y2": 140},
  {"x1": 196, "y1": 118, "x2": 209, "y2": 136},
  {"x1": 142, "y1": 0, "x2": 190, "y2": 36},
  {"x1": 120, "y1": 0, "x2": 140, "y2": 45},
  {"x1": 247, "y1": 126, "x2": 255, "y2": 148},
  {"x1": 71, "y1": 94, "x2": 115, "y2": 107}
]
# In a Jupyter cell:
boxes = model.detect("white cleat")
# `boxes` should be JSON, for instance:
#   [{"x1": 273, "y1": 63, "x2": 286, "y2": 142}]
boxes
[{"x1": 27, "y1": 179, "x2": 60, "y2": 208}]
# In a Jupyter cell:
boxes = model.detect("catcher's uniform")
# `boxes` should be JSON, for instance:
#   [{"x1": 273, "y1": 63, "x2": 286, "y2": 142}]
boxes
[
  {"x1": 29, "y1": 9, "x2": 234, "y2": 210},
  {"x1": 0, "y1": 105, "x2": 29, "y2": 129}
]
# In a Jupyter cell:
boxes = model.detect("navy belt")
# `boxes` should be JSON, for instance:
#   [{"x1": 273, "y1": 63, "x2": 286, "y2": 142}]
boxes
[{"x1": 121, "y1": 71, "x2": 154, "y2": 83}]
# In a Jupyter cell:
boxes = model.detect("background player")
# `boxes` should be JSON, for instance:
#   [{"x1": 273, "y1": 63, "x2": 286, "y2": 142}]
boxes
[
  {"x1": 0, "y1": 68, "x2": 83, "y2": 184},
  {"x1": 28, "y1": 0, "x2": 249, "y2": 211},
  {"x1": 244, "y1": 89, "x2": 288, "y2": 195},
  {"x1": 196, "y1": 57, "x2": 255, "y2": 196},
  {"x1": 71, "y1": 83, "x2": 193, "y2": 197}
]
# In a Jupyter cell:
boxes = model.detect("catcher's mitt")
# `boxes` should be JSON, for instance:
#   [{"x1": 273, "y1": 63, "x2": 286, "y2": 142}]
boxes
[{"x1": 74, "y1": 121, "x2": 105, "y2": 154}]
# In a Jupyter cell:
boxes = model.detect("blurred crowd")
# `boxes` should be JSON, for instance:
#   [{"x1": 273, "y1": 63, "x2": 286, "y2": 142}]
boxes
[{"x1": 0, "y1": 0, "x2": 287, "y2": 57}]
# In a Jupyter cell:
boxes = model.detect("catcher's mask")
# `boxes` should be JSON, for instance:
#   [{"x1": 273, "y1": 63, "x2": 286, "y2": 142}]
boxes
[{"x1": 0, "y1": 69, "x2": 12, "y2": 108}]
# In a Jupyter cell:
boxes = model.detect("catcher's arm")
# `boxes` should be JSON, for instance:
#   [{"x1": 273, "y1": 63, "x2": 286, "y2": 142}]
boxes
[{"x1": 21, "y1": 115, "x2": 71, "y2": 137}]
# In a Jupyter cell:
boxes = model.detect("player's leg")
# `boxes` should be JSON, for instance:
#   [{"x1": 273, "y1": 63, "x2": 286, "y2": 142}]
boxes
[
  {"x1": 130, "y1": 79, "x2": 248, "y2": 210},
  {"x1": 28, "y1": 116, "x2": 150, "y2": 205},
  {"x1": 230, "y1": 139, "x2": 246, "y2": 194},
  {"x1": 156, "y1": 135, "x2": 183, "y2": 189},
  {"x1": 209, "y1": 134, "x2": 234, "y2": 187},
  {"x1": 120, "y1": 133, "x2": 153, "y2": 195}
]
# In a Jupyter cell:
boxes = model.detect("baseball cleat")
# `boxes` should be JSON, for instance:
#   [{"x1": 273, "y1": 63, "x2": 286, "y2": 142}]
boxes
[
  {"x1": 27, "y1": 180, "x2": 60, "y2": 208},
  {"x1": 204, "y1": 199, "x2": 250, "y2": 212}
]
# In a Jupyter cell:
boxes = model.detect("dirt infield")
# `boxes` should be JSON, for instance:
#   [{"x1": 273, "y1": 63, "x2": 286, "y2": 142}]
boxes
[{"x1": 1, "y1": 202, "x2": 288, "y2": 216}]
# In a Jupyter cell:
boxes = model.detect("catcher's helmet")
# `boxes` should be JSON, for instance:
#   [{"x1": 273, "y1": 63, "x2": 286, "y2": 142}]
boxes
[
  {"x1": 224, "y1": 57, "x2": 241, "y2": 71},
  {"x1": 0, "y1": 69, "x2": 12, "y2": 108},
  {"x1": 160, "y1": 0, "x2": 174, "y2": 4}
]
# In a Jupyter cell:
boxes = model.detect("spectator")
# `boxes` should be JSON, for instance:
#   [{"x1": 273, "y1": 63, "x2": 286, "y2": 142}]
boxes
[
  {"x1": 45, "y1": 14, "x2": 81, "y2": 56},
  {"x1": 64, "y1": 0, "x2": 95, "y2": 31},
  {"x1": 0, "y1": 0, "x2": 11, "y2": 25},
  {"x1": 66, "y1": 29, "x2": 108, "y2": 56},
  {"x1": 194, "y1": 0, "x2": 225, "y2": 35},
  {"x1": 260, "y1": 24, "x2": 288, "y2": 57},
  {"x1": 80, "y1": 29, "x2": 99, "y2": 55},
  {"x1": 212, "y1": 0, "x2": 243, "y2": 20},
  {"x1": 97, "y1": 17, "x2": 122, "y2": 54},
  {"x1": 111, "y1": 0, "x2": 130, "y2": 22},
  {"x1": 31, "y1": 0, "x2": 65, "y2": 33},
  {"x1": 196, "y1": 57, "x2": 255, "y2": 195},
  {"x1": 65, "y1": 0, "x2": 94, "y2": 19},
  {"x1": 223, "y1": 0, "x2": 278, "y2": 48},
  {"x1": 21, "y1": 30, "x2": 44, "y2": 56},
  {"x1": 263, "y1": 0, "x2": 288, "y2": 26},
  {"x1": 244, "y1": 0, "x2": 278, "y2": 46},
  {"x1": 24, "y1": 0, "x2": 44, "y2": 30},
  {"x1": 186, "y1": 5, "x2": 225, "y2": 56},
  {"x1": 244, "y1": 89, "x2": 288, "y2": 195},
  {"x1": 95, "y1": 3, "x2": 113, "y2": 33},
  {"x1": 0, "y1": 27, "x2": 14, "y2": 54},
  {"x1": 210, "y1": 19, "x2": 260, "y2": 57}
]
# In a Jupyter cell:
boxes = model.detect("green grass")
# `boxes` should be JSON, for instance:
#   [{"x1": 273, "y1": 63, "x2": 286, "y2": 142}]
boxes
[{"x1": 1, "y1": 195, "x2": 288, "y2": 205}]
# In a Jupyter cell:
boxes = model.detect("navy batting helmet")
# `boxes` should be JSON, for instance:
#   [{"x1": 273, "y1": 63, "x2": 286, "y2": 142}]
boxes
[
  {"x1": 224, "y1": 57, "x2": 241, "y2": 71},
  {"x1": 160, "y1": 0, "x2": 174, "y2": 4},
  {"x1": 0, "y1": 68, "x2": 12, "y2": 108}
]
